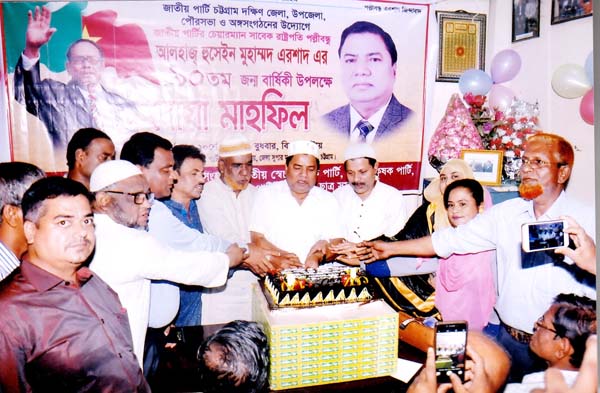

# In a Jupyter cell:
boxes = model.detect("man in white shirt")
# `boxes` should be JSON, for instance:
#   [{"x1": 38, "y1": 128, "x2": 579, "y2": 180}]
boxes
[
  {"x1": 0, "y1": 162, "x2": 45, "y2": 280},
  {"x1": 334, "y1": 143, "x2": 406, "y2": 242},
  {"x1": 360, "y1": 133, "x2": 596, "y2": 382},
  {"x1": 88, "y1": 159, "x2": 243, "y2": 370},
  {"x1": 197, "y1": 134, "x2": 260, "y2": 324},
  {"x1": 250, "y1": 140, "x2": 344, "y2": 268}
]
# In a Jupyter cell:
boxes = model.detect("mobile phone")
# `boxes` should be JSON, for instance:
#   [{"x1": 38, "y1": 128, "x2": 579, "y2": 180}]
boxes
[
  {"x1": 521, "y1": 219, "x2": 569, "y2": 253},
  {"x1": 435, "y1": 321, "x2": 467, "y2": 384}
]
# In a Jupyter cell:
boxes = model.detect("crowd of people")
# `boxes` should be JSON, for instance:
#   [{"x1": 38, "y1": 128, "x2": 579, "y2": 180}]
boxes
[{"x1": 0, "y1": 125, "x2": 596, "y2": 393}]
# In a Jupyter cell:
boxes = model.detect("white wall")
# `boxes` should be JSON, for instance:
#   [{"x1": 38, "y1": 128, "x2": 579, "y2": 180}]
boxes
[{"x1": 424, "y1": 0, "x2": 594, "y2": 207}]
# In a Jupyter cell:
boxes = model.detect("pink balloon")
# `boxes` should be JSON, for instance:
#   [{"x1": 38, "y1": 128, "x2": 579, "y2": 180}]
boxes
[
  {"x1": 579, "y1": 89, "x2": 594, "y2": 125},
  {"x1": 491, "y1": 49, "x2": 522, "y2": 84},
  {"x1": 489, "y1": 85, "x2": 515, "y2": 111}
]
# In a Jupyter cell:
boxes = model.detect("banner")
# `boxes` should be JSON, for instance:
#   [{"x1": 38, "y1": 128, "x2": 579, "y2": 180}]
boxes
[{"x1": 3, "y1": 1, "x2": 429, "y2": 190}]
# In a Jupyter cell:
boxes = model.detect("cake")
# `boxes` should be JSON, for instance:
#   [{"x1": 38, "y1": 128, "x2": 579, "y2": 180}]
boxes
[{"x1": 263, "y1": 265, "x2": 373, "y2": 308}]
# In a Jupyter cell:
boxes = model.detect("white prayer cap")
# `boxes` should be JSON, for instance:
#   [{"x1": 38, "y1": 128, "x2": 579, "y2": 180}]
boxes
[
  {"x1": 287, "y1": 140, "x2": 320, "y2": 159},
  {"x1": 219, "y1": 134, "x2": 253, "y2": 157},
  {"x1": 90, "y1": 160, "x2": 142, "y2": 192},
  {"x1": 343, "y1": 143, "x2": 377, "y2": 162}
]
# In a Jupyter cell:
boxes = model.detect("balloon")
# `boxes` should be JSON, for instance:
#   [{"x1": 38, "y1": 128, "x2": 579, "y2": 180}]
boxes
[
  {"x1": 584, "y1": 51, "x2": 593, "y2": 86},
  {"x1": 552, "y1": 64, "x2": 591, "y2": 98},
  {"x1": 579, "y1": 89, "x2": 594, "y2": 125},
  {"x1": 491, "y1": 49, "x2": 522, "y2": 83},
  {"x1": 489, "y1": 84, "x2": 515, "y2": 111},
  {"x1": 458, "y1": 69, "x2": 493, "y2": 95}
]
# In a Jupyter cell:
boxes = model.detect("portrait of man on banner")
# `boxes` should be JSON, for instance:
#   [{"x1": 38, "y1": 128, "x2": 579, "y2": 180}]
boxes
[{"x1": 322, "y1": 21, "x2": 414, "y2": 144}]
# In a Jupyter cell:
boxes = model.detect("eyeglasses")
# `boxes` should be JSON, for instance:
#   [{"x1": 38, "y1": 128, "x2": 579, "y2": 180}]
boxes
[
  {"x1": 105, "y1": 190, "x2": 154, "y2": 205},
  {"x1": 69, "y1": 56, "x2": 102, "y2": 66},
  {"x1": 534, "y1": 316, "x2": 559, "y2": 337},
  {"x1": 521, "y1": 158, "x2": 566, "y2": 170}
]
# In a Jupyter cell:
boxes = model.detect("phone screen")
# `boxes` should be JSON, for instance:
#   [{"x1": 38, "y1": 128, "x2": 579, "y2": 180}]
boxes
[
  {"x1": 528, "y1": 221, "x2": 566, "y2": 251},
  {"x1": 435, "y1": 322, "x2": 467, "y2": 383}
]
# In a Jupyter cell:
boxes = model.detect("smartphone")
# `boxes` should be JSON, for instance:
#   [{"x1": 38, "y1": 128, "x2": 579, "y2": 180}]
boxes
[
  {"x1": 435, "y1": 321, "x2": 467, "y2": 384},
  {"x1": 521, "y1": 219, "x2": 569, "y2": 253}
]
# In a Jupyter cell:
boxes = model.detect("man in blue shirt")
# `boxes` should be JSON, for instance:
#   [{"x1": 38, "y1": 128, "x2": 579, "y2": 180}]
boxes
[{"x1": 163, "y1": 144, "x2": 208, "y2": 327}]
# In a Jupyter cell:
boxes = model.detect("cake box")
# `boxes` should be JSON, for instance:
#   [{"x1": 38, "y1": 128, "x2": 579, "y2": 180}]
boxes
[{"x1": 252, "y1": 285, "x2": 399, "y2": 390}]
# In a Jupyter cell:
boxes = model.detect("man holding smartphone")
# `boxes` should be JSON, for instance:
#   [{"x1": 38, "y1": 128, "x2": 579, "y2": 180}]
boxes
[{"x1": 360, "y1": 133, "x2": 596, "y2": 382}]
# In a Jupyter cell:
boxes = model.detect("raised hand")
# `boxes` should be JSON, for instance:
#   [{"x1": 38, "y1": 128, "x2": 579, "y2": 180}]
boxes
[{"x1": 24, "y1": 6, "x2": 57, "y2": 58}]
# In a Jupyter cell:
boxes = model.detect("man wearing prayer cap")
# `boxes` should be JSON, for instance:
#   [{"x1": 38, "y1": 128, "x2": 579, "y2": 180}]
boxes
[
  {"x1": 334, "y1": 143, "x2": 407, "y2": 243},
  {"x1": 88, "y1": 159, "x2": 244, "y2": 370},
  {"x1": 249, "y1": 140, "x2": 345, "y2": 268},
  {"x1": 197, "y1": 134, "x2": 262, "y2": 324}
]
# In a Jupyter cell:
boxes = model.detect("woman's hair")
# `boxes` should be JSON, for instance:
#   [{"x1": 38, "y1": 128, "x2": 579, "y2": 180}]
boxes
[{"x1": 443, "y1": 178, "x2": 484, "y2": 208}]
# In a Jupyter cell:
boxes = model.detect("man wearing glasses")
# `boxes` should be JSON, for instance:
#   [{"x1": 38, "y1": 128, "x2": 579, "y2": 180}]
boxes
[
  {"x1": 357, "y1": 133, "x2": 596, "y2": 382},
  {"x1": 88, "y1": 159, "x2": 244, "y2": 371},
  {"x1": 14, "y1": 6, "x2": 151, "y2": 149},
  {"x1": 504, "y1": 293, "x2": 596, "y2": 392}
]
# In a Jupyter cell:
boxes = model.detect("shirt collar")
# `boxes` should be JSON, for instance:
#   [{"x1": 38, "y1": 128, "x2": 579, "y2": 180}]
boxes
[
  {"x1": 21, "y1": 259, "x2": 93, "y2": 292},
  {"x1": 523, "y1": 190, "x2": 568, "y2": 220},
  {"x1": 349, "y1": 96, "x2": 392, "y2": 133}
]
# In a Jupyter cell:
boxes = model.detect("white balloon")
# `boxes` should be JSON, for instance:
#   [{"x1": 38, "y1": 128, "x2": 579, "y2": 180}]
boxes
[{"x1": 552, "y1": 64, "x2": 592, "y2": 99}]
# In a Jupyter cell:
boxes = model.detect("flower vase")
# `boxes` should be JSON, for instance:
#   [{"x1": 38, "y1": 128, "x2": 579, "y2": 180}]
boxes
[{"x1": 502, "y1": 150, "x2": 521, "y2": 185}]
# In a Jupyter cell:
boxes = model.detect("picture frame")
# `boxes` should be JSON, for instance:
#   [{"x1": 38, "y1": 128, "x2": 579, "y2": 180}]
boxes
[
  {"x1": 551, "y1": 0, "x2": 593, "y2": 25},
  {"x1": 512, "y1": 0, "x2": 540, "y2": 42},
  {"x1": 435, "y1": 10, "x2": 486, "y2": 82},
  {"x1": 460, "y1": 149, "x2": 503, "y2": 186}
]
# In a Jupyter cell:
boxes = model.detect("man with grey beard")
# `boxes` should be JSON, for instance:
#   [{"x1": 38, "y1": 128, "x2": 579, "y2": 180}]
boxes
[{"x1": 88, "y1": 159, "x2": 243, "y2": 370}]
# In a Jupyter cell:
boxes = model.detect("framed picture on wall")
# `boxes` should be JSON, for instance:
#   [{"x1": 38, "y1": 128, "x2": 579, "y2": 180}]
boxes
[
  {"x1": 460, "y1": 149, "x2": 503, "y2": 186},
  {"x1": 512, "y1": 0, "x2": 540, "y2": 42},
  {"x1": 436, "y1": 10, "x2": 486, "y2": 82},
  {"x1": 551, "y1": 0, "x2": 593, "y2": 24}
]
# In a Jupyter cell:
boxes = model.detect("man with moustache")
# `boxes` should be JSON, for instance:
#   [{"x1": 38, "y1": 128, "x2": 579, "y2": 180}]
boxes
[
  {"x1": 88, "y1": 160, "x2": 243, "y2": 371},
  {"x1": 0, "y1": 177, "x2": 149, "y2": 392},
  {"x1": 356, "y1": 133, "x2": 596, "y2": 382},
  {"x1": 197, "y1": 134, "x2": 260, "y2": 324},
  {"x1": 66, "y1": 128, "x2": 115, "y2": 189},
  {"x1": 323, "y1": 21, "x2": 413, "y2": 143},
  {"x1": 250, "y1": 140, "x2": 345, "y2": 268},
  {"x1": 163, "y1": 144, "x2": 209, "y2": 329}
]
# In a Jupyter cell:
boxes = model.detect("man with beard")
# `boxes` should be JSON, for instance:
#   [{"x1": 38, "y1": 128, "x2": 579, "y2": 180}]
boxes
[
  {"x1": 88, "y1": 159, "x2": 243, "y2": 370},
  {"x1": 353, "y1": 133, "x2": 596, "y2": 382},
  {"x1": 197, "y1": 134, "x2": 261, "y2": 324}
]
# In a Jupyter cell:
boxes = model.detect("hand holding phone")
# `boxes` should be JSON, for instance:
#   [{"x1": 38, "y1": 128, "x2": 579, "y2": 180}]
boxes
[
  {"x1": 521, "y1": 219, "x2": 569, "y2": 253},
  {"x1": 435, "y1": 321, "x2": 467, "y2": 384}
]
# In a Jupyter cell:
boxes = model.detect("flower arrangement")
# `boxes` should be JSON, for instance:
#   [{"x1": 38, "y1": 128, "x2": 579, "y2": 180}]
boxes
[
  {"x1": 427, "y1": 93, "x2": 483, "y2": 171},
  {"x1": 463, "y1": 93, "x2": 540, "y2": 159}
]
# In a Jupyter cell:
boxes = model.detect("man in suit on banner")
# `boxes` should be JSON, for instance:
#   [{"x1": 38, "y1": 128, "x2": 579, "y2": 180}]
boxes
[
  {"x1": 13, "y1": 6, "x2": 151, "y2": 150},
  {"x1": 323, "y1": 21, "x2": 413, "y2": 143}
]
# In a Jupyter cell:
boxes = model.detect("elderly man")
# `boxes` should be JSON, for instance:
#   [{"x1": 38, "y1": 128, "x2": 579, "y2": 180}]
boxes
[
  {"x1": 0, "y1": 162, "x2": 45, "y2": 280},
  {"x1": 14, "y1": 6, "x2": 150, "y2": 148},
  {"x1": 66, "y1": 128, "x2": 115, "y2": 189},
  {"x1": 0, "y1": 177, "x2": 149, "y2": 392},
  {"x1": 198, "y1": 134, "x2": 256, "y2": 244},
  {"x1": 250, "y1": 140, "x2": 344, "y2": 268},
  {"x1": 358, "y1": 133, "x2": 596, "y2": 382},
  {"x1": 88, "y1": 160, "x2": 243, "y2": 370},
  {"x1": 197, "y1": 134, "x2": 260, "y2": 324},
  {"x1": 323, "y1": 21, "x2": 412, "y2": 142},
  {"x1": 504, "y1": 293, "x2": 596, "y2": 392}
]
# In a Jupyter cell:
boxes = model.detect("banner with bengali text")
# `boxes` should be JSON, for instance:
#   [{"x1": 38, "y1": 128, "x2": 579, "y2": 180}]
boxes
[{"x1": 2, "y1": 0, "x2": 429, "y2": 191}]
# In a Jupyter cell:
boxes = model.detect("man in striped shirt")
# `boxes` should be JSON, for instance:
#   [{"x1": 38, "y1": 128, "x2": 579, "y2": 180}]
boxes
[{"x1": 0, "y1": 162, "x2": 45, "y2": 280}]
